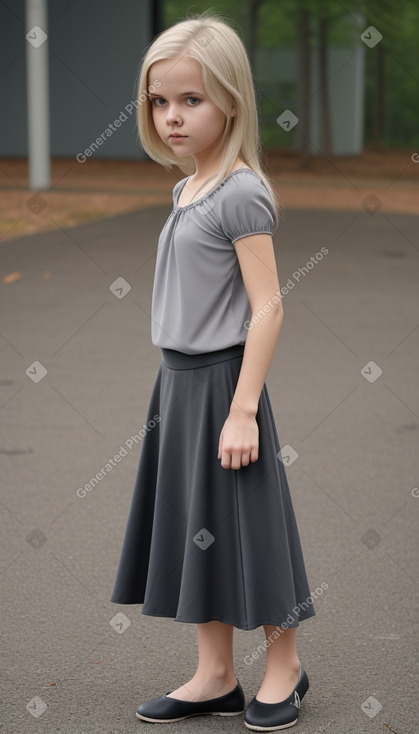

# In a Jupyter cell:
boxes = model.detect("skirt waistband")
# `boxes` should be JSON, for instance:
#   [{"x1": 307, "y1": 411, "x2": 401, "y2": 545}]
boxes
[{"x1": 161, "y1": 344, "x2": 245, "y2": 370}]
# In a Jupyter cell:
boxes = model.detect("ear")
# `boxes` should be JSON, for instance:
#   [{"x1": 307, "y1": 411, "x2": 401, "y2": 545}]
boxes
[{"x1": 231, "y1": 106, "x2": 237, "y2": 117}]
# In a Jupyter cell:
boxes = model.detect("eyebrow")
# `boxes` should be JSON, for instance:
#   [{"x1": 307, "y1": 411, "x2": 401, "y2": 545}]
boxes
[{"x1": 148, "y1": 91, "x2": 204, "y2": 98}]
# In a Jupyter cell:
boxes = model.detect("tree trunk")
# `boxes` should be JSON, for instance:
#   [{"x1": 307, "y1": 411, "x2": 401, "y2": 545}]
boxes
[
  {"x1": 372, "y1": 41, "x2": 385, "y2": 149},
  {"x1": 298, "y1": 6, "x2": 311, "y2": 168},
  {"x1": 248, "y1": 0, "x2": 264, "y2": 73},
  {"x1": 318, "y1": 6, "x2": 333, "y2": 156}
]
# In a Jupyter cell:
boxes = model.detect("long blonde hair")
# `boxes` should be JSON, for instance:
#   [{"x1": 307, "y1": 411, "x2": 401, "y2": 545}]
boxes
[{"x1": 136, "y1": 9, "x2": 281, "y2": 228}]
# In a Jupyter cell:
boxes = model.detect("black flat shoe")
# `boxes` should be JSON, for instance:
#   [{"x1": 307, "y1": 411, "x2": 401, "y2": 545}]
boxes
[
  {"x1": 244, "y1": 666, "x2": 309, "y2": 731},
  {"x1": 136, "y1": 680, "x2": 245, "y2": 723}
]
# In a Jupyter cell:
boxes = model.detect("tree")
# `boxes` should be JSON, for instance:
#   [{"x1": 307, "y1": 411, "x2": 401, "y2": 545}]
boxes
[
  {"x1": 298, "y1": 4, "x2": 312, "y2": 168},
  {"x1": 318, "y1": 3, "x2": 333, "y2": 157},
  {"x1": 248, "y1": 0, "x2": 265, "y2": 71}
]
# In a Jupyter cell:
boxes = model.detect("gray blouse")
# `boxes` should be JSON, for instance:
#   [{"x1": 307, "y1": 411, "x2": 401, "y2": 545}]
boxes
[{"x1": 151, "y1": 168, "x2": 277, "y2": 355}]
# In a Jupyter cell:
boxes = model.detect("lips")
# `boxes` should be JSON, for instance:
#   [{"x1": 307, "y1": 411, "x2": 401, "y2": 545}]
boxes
[{"x1": 170, "y1": 134, "x2": 187, "y2": 138}]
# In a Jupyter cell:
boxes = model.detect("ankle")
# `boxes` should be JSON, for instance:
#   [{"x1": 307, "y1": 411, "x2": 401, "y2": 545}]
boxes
[
  {"x1": 287, "y1": 657, "x2": 301, "y2": 671},
  {"x1": 264, "y1": 659, "x2": 301, "y2": 677},
  {"x1": 291, "y1": 658, "x2": 301, "y2": 674},
  {"x1": 194, "y1": 666, "x2": 236, "y2": 686}
]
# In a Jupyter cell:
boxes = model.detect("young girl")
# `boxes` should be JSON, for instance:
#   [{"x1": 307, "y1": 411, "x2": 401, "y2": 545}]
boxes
[{"x1": 110, "y1": 11, "x2": 316, "y2": 731}]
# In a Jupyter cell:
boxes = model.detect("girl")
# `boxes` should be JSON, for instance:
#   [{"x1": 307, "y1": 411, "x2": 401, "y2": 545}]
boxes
[{"x1": 110, "y1": 10, "x2": 316, "y2": 731}]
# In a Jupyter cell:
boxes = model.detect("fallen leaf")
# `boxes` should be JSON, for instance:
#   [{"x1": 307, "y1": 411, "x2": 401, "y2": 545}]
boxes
[{"x1": 3, "y1": 271, "x2": 21, "y2": 284}]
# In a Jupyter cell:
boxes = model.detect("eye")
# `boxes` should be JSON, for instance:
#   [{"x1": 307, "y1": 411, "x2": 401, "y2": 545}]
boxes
[{"x1": 150, "y1": 97, "x2": 201, "y2": 107}]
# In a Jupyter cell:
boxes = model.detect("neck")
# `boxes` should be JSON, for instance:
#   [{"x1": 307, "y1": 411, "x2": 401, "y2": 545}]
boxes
[{"x1": 191, "y1": 141, "x2": 231, "y2": 180}]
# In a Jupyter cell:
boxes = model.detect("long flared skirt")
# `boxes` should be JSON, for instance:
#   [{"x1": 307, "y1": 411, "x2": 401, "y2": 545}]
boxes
[{"x1": 110, "y1": 344, "x2": 316, "y2": 631}]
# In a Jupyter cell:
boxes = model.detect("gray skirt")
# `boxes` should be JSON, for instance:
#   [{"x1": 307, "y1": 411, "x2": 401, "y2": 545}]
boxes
[{"x1": 110, "y1": 344, "x2": 316, "y2": 631}]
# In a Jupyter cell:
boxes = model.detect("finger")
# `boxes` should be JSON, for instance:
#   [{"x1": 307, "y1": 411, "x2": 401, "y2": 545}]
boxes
[
  {"x1": 217, "y1": 432, "x2": 223, "y2": 459},
  {"x1": 231, "y1": 451, "x2": 242, "y2": 470},
  {"x1": 241, "y1": 451, "x2": 251, "y2": 467},
  {"x1": 221, "y1": 449, "x2": 231, "y2": 470}
]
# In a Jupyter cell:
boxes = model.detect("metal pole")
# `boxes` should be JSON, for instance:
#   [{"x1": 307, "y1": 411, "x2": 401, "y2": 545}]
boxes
[{"x1": 25, "y1": 0, "x2": 50, "y2": 190}]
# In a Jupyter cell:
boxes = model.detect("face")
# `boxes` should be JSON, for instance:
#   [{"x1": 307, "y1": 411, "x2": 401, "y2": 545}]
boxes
[{"x1": 148, "y1": 55, "x2": 234, "y2": 163}]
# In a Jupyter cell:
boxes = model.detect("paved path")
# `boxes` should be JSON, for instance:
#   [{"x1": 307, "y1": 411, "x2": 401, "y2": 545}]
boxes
[{"x1": 1, "y1": 204, "x2": 418, "y2": 733}]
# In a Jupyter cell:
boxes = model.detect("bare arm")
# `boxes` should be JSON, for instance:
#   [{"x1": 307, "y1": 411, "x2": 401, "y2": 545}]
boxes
[{"x1": 218, "y1": 232, "x2": 284, "y2": 469}]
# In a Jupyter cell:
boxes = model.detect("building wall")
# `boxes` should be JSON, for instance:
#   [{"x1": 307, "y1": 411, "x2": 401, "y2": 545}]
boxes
[{"x1": 1, "y1": 0, "x2": 152, "y2": 159}]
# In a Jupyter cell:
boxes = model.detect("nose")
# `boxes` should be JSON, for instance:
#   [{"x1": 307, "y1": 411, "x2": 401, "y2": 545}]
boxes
[{"x1": 165, "y1": 103, "x2": 182, "y2": 126}]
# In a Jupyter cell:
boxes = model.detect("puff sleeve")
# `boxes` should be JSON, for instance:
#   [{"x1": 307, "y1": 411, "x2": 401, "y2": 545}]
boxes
[{"x1": 218, "y1": 173, "x2": 277, "y2": 244}]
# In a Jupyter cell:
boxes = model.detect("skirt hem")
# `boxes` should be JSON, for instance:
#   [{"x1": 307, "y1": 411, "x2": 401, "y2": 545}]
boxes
[{"x1": 141, "y1": 609, "x2": 316, "y2": 631}]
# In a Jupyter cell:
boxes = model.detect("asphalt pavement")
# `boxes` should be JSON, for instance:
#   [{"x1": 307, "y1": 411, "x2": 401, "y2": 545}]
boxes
[{"x1": 1, "y1": 203, "x2": 418, "y2": 733}]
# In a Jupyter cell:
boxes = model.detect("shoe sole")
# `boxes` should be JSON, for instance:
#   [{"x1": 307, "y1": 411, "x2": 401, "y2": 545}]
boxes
[
  {"x1": 136, "y1": 709, "x2": 244, "y2": 722},
  {"x1": 244, "y1": 719, "x2": 297, "y2": 731}
]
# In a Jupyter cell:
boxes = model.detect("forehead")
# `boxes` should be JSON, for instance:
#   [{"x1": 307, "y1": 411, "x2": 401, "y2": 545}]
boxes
[{"x1": 148, "y1": 55, "x2": 205, "y2": 94}]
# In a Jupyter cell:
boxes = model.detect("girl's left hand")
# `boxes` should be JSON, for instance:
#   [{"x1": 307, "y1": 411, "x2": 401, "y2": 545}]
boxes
[{"x1": 218, "y1": 410, "x2": 259, "y2": 470}]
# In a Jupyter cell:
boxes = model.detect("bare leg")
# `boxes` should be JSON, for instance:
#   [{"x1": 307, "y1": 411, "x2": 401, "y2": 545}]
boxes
[
  {"x1": 255, "y1": 626, "x2": 301, "y2": 703},
  {"x1": 167, "y1": 620, "x2": 237, "y2": 702}
]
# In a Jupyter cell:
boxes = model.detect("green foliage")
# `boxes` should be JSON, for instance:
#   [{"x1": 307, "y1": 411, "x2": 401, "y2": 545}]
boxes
[
  {"x1": 366, "y1": 0, "x2": 419, "y2": 147},
  {"x1": 162, "y1": 0, "x2": 419, "y2": 149}
]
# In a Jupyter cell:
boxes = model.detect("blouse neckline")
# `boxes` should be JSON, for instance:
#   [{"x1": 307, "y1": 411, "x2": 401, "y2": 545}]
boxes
[{"x1": 174, "y1": 168, "x2": 260, "y2": 211}]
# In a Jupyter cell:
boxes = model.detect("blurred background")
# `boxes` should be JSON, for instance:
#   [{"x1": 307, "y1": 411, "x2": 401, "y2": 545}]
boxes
[
  {"x1": 1, "y1": 0, "x2": 418, "y2": 243},
  {"x1": 1, "y1": 4, "x2": 418, "y2": 734}
]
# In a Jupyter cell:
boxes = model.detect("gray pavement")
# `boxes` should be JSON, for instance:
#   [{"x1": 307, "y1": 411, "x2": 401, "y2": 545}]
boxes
[{"x1": 1, "y1": 203, "x2": 418, "y2": 734}]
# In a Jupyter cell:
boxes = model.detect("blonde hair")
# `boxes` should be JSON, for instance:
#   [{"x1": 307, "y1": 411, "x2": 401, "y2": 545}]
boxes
[{"x1": 136, "y1": 9, "x2": 281, "y2": 228}]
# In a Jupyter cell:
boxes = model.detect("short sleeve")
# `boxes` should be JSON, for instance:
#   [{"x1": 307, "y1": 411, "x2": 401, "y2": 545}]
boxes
[{"x1": 218, "y1": 173, "x2": 277, "y2": 244}]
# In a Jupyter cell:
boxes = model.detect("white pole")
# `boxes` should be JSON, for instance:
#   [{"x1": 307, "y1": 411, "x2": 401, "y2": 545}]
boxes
[{"x1": 25, "y1": 0, "x2": 50, "y2": 190}]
